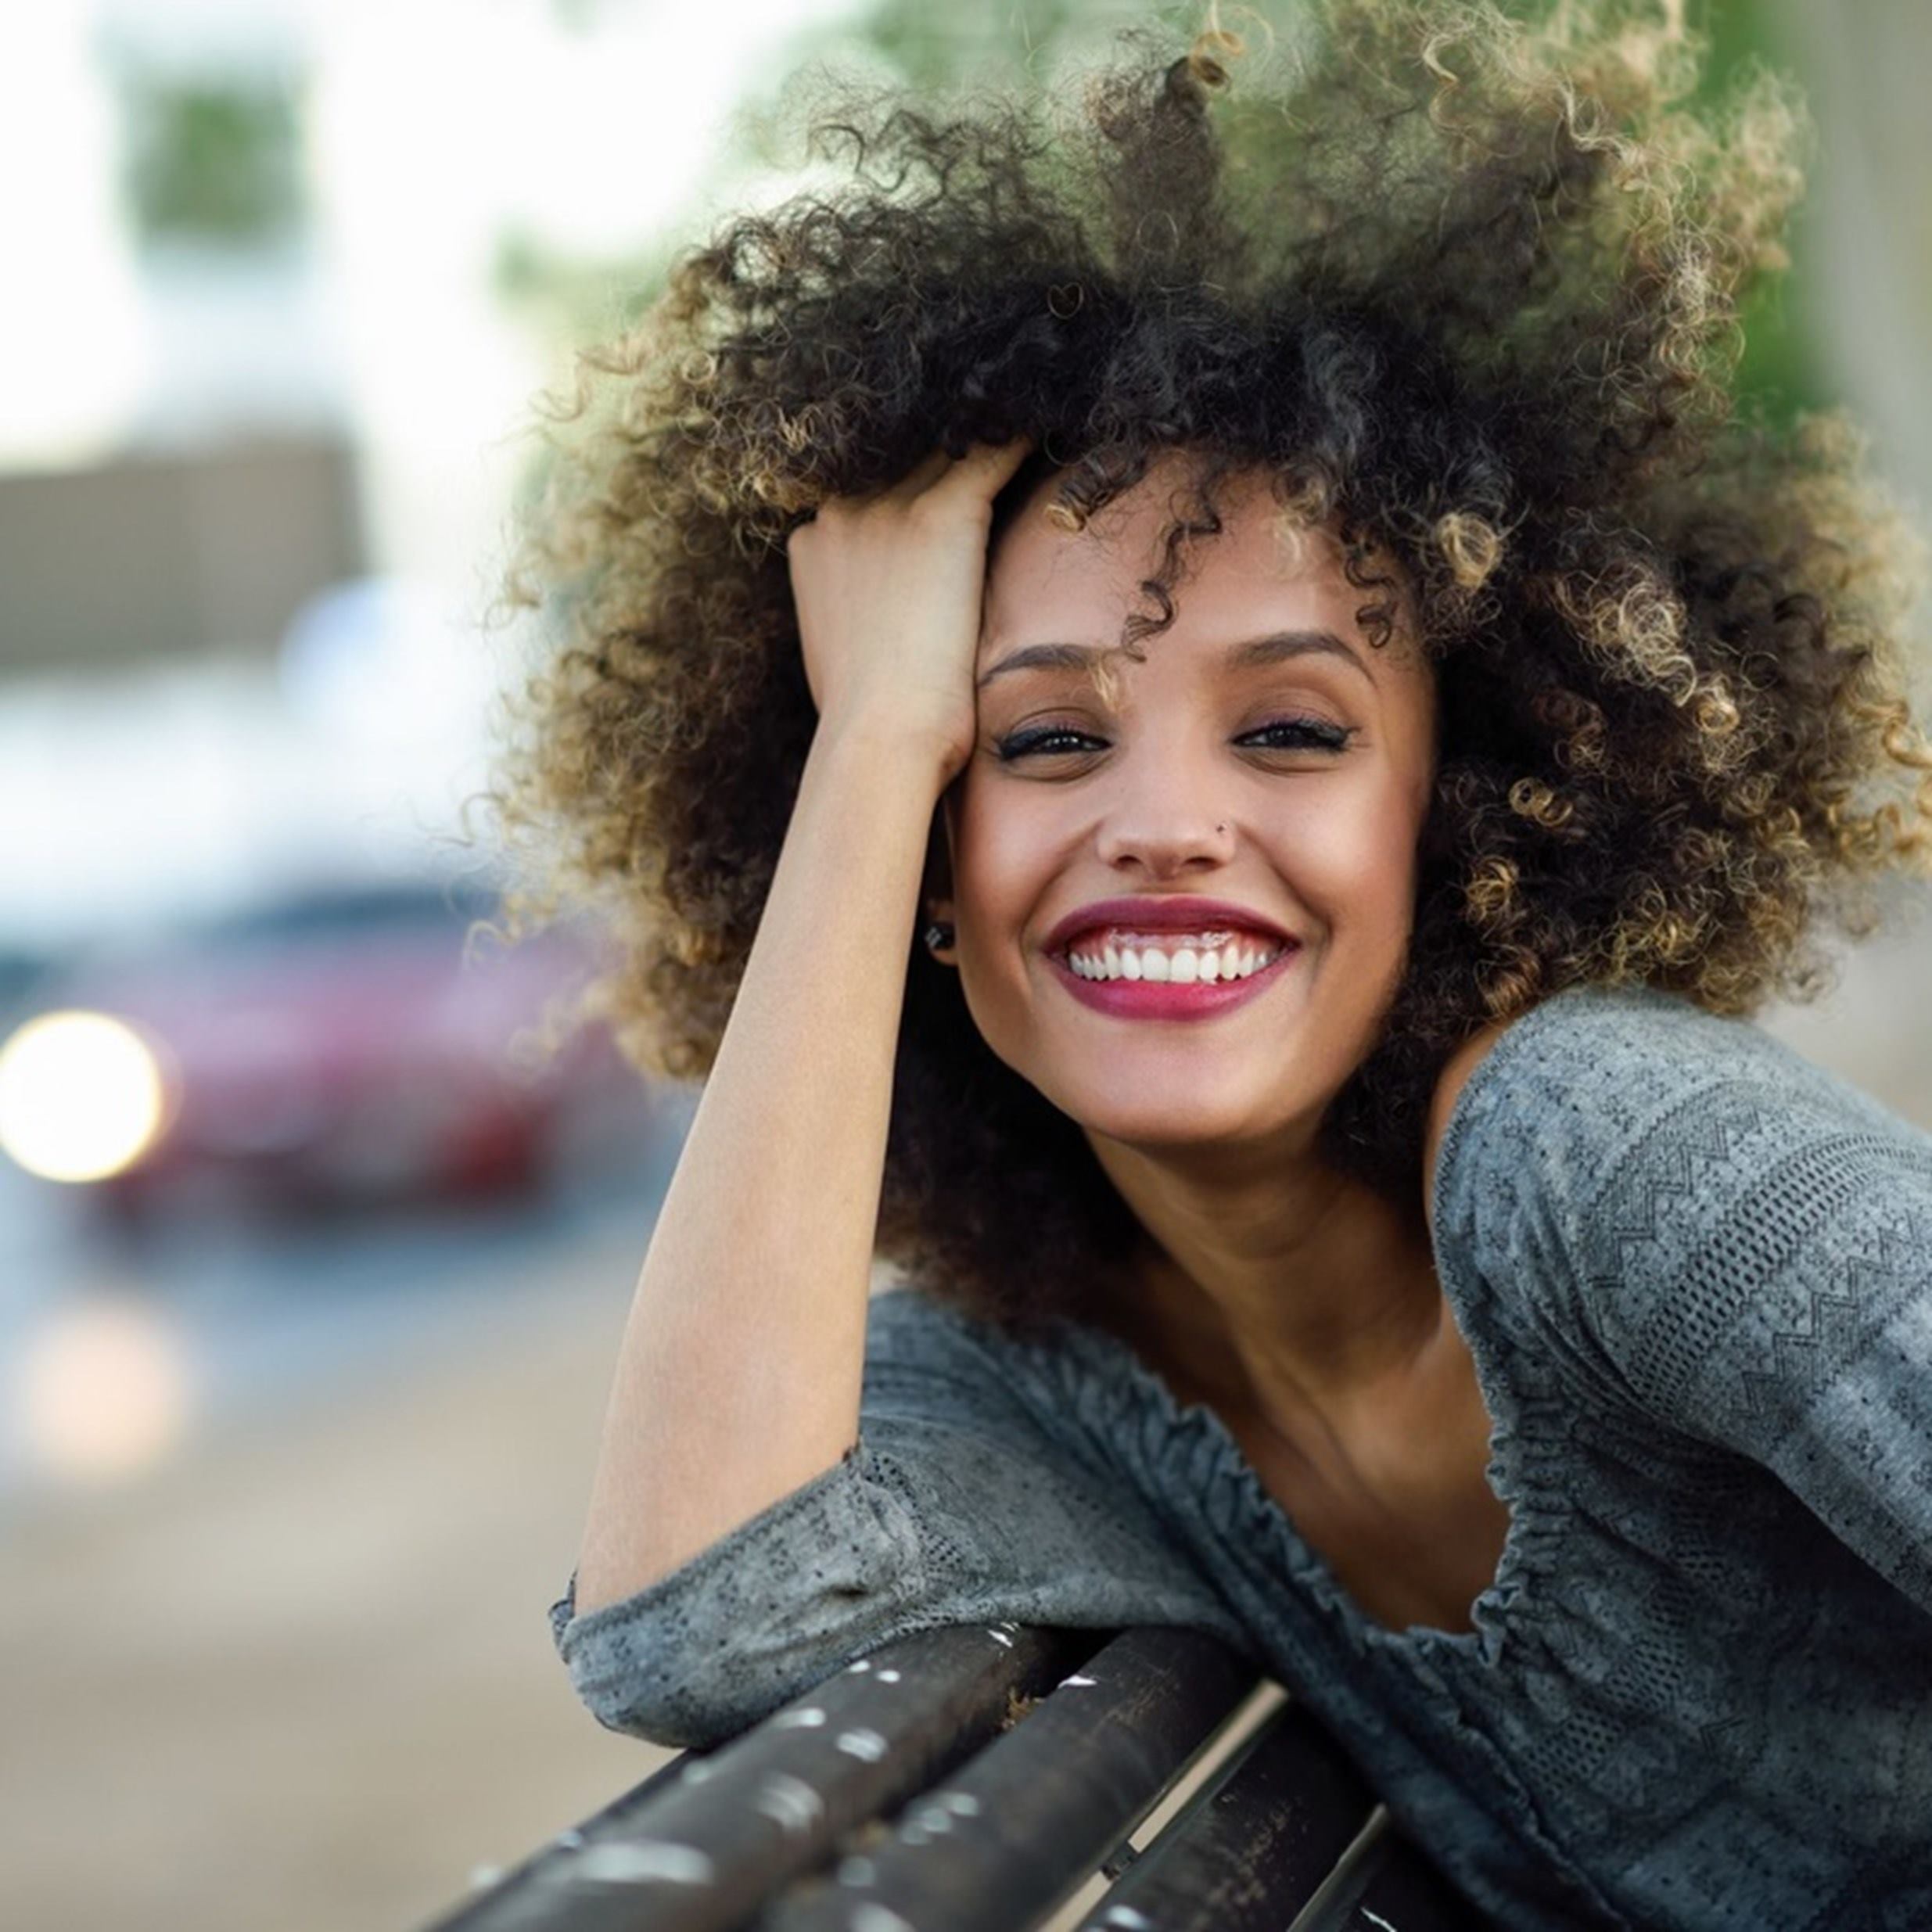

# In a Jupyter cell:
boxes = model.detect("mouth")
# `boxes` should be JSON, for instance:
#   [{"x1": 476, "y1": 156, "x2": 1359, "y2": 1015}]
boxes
[
  {"x1": 1054, "y1": 928, "x2": 1293, "y2": 985},
  {"x1": 1045, "y1": 929, "x2": 1300, "y2": 1020}
]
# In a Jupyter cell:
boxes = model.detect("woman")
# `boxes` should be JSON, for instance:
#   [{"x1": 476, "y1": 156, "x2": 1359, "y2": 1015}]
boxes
[{"x1": 506, "y1": 3, "x2": 1932, "y2": 1925}]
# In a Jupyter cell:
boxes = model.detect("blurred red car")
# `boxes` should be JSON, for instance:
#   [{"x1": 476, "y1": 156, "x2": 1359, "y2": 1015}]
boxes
[{"x1": 0, "y1": 877, "x2": 663, "y2": 1224}]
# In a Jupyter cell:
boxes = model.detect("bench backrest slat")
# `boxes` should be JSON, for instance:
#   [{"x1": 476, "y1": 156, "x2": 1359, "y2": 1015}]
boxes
[
  {"x1": 427, "y1": 1623, "x2": 1102, "y2": 1932},
  {"x1": 427, "y1": 1625, "x2": 1489, "y2": 1931},
  {"x1": 763, "y1": 1627, "x2": 1259, "y2": 1931},
  {"x1": 1327, "y1": 1819, "x2": 1492, "y2": 1931},
  {"x1": 1065, "y1": 1696, "x2": 1376, "y2": 1930}
]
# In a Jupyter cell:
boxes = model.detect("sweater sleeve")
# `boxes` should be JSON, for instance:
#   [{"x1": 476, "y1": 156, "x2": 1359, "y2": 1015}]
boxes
[
  {"x1": 1435, "y1": 983, "x2": 1932, "y2": 1621},
  {"x1": 548, "y1": 1285, "x2": 1245, "y2": 1749}
]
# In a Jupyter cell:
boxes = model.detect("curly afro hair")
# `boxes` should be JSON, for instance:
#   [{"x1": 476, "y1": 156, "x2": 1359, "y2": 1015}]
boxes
[{"x1": 492, "y1": 0, "x2": 1932, "y2": 1338}]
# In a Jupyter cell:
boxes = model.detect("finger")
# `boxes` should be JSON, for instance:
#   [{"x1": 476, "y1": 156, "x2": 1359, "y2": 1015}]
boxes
[
  {"x1": 927, "y1": 435, "x2": 1036, "y2": 505},
  {"x1": 878, "y1": 448, "x2": 956, "y2": 506}
]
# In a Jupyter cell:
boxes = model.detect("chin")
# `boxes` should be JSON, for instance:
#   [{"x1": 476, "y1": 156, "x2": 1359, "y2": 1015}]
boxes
[{"x1": 1045, "y1": 1073, "x2": 1313, "y2": 1157}]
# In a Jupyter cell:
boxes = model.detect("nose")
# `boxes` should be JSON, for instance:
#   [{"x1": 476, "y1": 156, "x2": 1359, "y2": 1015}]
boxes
[{"x1": 1093, "y1": 764, "x2": 1239, "y2": 878}]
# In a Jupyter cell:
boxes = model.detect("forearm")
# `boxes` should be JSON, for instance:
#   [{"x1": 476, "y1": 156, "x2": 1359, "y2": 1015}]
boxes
[{"x1": 571, "y1": 716, "x2": 947, "y2": 1614}]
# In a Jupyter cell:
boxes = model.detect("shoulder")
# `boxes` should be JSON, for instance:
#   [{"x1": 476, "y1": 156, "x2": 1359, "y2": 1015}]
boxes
[
  {"x1": 1422, "y1": 982, "x2": 1711, "y2": 1239},
  {"x1": 866, "y1": 1277, "x2": 1043, "y2": 1362},
  {"x1": 1418, "y1": 996, "x2": 1932, "y2": 1554},
  {"x1": 864, "y1": 1280, "x2": 1002, "y2": 1382},
  {"x1": 862, "y1": 1281, "x2": 1076, "y2": 1431},
  {"x1": 1424, "y1": 980, "x2": 1932, "y2": 1348},
  {"x1": 1422, "y1": 1015, "x2": 1514, "y2": 1242},
  {"x1": 1419, "y1": 981, "x2": 1865, "y2": 1230}
]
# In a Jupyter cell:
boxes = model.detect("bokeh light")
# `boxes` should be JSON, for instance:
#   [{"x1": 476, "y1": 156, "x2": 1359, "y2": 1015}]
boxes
[
  {"x1": 0, "y1": 1009, "x2": 169, "y2": 1183},
  {"x1": 13, "y1": 1291, "x2": 194, "y2": 1484}
]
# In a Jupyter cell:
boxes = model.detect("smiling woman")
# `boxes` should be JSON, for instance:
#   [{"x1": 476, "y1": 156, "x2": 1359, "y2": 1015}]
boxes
[
  {"x1": 497, "y1": 4, "x2": 1932, "y2": 1927},
  {"x1": 939, "y1": 460, "x2": 1438, "y2": 1170}
]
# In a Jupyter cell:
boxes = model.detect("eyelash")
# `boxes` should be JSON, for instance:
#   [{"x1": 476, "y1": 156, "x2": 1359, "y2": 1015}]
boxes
[{"x1": 993, "y1": 716, "x2": 1356, "y2": 762}]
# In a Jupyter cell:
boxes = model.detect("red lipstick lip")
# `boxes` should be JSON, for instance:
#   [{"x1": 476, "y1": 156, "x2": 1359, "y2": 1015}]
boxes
[{"x1": 1042, "y1": 895, "x2": 1295, "y2": 957}]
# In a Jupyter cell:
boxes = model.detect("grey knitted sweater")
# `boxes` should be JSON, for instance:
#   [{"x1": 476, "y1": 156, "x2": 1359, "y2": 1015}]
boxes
[{"x1": 549, "y1": 985, "x2": 1932, "y2": 1930}]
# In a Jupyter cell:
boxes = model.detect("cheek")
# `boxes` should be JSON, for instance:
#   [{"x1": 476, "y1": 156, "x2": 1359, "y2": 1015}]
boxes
[
  {"x1": 949, "y1": 784, "x2": 1058, "y2": 937},
  {"x1": 1281, "y1": 782, "x2": 1424, "y2": 928},
  {"x1": 945, "y1": 785, "x2": 1072, "y2": 1068}
]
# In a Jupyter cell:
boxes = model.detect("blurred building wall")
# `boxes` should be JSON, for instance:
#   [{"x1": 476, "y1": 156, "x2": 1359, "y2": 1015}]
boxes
[{"x1": 0, "y1": 438, "x2": 361, "y2": 670}]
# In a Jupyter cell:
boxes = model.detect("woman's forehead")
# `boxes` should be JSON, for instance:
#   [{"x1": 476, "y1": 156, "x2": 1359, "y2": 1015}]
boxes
[{"x1": 981, "y1": 461, "x2": 1417, "y2": 678}]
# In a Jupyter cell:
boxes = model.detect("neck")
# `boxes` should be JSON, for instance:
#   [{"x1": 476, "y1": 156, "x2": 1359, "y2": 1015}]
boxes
[{"x1": 1085, "y1": 1123, "x2": 1442, "y2": 1448}]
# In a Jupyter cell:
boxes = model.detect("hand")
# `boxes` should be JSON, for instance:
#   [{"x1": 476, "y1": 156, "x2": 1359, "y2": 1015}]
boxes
[{"x1": 785, "y1": 439, "x2": 1034, "y2": 785}]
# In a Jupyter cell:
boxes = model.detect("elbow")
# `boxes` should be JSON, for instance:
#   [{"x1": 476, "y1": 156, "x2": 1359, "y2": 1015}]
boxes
[
  {"x1": 569, "y1": 1651, "x2": 760, "y2": 1751},
  {"x1": 554, "y1": 1597, "x2": 918, "y2": 1751},
  {"x1": 546, "y1": 1450, "x2": 929, "y2": 1747}
]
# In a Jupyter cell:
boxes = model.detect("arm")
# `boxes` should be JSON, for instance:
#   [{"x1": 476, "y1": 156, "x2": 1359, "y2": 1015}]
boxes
[
  {"x1": 1431, "y1": 983, "x2": 1932, "y2": 1618},
  {"x1": 569, "y1": 719, "x2": 944, "y2": 1614},
  {"x1": 570, "y1": 441, "x2": 1031, "y2": 1617},
  {"x1": 551, "y1": 1286, "x2": 1246, "y2": 1747}
]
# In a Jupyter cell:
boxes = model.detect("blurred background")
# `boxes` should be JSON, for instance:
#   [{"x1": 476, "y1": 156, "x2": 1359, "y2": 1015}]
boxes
[{"x1": 2, "y1": 2, "x2": 1927, "y2": 1928}]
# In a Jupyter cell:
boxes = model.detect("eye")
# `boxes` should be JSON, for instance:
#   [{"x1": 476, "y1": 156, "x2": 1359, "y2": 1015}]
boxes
[
  {"x1": 992, "y1": 714, "x2": 1356, "y2": 763},
  {"x1": 1241, "y1": 716, "x2": 1355, "y2": 753},
  {"x1": 993, "y1": 725, "x2": 1104, "y2": 762}
]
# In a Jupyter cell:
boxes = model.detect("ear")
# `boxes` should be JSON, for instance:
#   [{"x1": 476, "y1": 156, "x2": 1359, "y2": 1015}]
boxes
[{"x1": 921, "y1": 799, "x2": 957, "y2": 960}]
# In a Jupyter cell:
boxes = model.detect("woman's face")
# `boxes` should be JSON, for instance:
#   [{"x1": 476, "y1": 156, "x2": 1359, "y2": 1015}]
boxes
[{"x1": 934, "y1": 455, "x2": 1439, "y2": 1158}]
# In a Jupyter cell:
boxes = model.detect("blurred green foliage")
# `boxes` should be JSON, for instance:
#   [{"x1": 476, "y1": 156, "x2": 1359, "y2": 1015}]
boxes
[
  {"x1": 1691, "y1": 0, "x2": 1830, "y2": 422},
  {"x1": 494, "y1": 225, "x2": 679, "y2": 350},
  {"x1": 833, "y1": 0, "x2": 1170, "y2": 90},
  {"x1": 119, "y1": 72, "x2": 308, "y2": 250}
]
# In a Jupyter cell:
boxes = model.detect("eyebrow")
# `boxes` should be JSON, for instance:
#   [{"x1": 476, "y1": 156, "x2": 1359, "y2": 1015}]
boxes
[{"x1": 975, "y1": 629, "x2": 1372, "y2": 690}]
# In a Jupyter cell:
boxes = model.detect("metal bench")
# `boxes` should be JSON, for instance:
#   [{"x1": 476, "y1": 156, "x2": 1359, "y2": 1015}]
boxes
[{"x1": 426, "y1": 1623, "x2": 1492, "y2": 1931}]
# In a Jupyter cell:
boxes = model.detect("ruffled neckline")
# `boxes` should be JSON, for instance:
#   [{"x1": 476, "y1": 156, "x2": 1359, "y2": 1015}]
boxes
[
  {"x1": 946, "y1": 992, "x2": 1599, "y2": 1666},
  {"x1": 1033, "y1": 997, "x2": 1596, "y2": 1667},
  {"x1": 1021, "y1": 1305, "x2": 1617, "y2": 1930},
  {"x1": 1041, "y1": 1287, "x2": 1571, "y2": 1669}
]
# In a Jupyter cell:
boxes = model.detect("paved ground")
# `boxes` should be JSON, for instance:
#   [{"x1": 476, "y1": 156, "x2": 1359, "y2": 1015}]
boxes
[{"x1": 0, "y1": 1226, "x2": 669, "y2": 1932}]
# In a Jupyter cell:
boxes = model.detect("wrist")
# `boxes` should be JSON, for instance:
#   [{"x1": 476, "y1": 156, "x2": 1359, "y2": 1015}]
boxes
[{"x1": 810, "y1": 706, "x2": 967, "y2": 797}]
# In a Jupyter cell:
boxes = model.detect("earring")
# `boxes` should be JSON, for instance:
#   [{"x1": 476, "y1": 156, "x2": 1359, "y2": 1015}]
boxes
[{"x1": 923, "y1": 921, "x2": 956, "y2": 952}]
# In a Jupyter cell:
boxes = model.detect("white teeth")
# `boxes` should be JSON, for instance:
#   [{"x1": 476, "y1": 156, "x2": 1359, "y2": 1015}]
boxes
[{"x1": 1062, "y1": 937, "x2": 1287, "y2": 984}]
